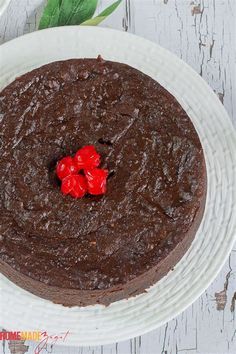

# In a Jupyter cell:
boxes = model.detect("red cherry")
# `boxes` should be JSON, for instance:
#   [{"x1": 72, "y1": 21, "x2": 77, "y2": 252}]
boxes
[
  {"x1": 74, "y1": 145, "x2": 100, "y2": 170},
  {"x1": 85, "y1": 168, "x2": 108, "y2": 195},
  {"x1": 70, "y1": 175, "x2": 87, "y2": 198},
  {"x1": 56, "y1": 156, "x2": 78, "y2": 180},
  {"x1": 61, "y1": 175, "x2": 76, "y2": 195},
  {"x1": 61, "y1": 175, "x2": 87, "y2": 198}
]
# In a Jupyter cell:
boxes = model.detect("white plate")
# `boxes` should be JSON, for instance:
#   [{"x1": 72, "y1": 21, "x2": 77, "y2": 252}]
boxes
[
  {"x1": 0, "y1": 0, "x2": 10, "y2": 16},
  {"x1": 0, "y1": 27, "x2": 236, "y2": 346}
]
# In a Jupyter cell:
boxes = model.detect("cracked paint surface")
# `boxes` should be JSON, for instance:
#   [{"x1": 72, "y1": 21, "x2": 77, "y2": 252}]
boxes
[
  {"x1": 215, "y1": 266, "x2": 232, "y2": 311},
  {"x1": 8, "y1": 341, "x2": 29, "y2": 354}
]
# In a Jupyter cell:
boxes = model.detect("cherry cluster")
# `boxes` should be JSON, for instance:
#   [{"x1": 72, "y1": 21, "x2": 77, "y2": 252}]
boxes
[{"x1": 56, "y1": 145, "x2": 108, "y2": 198}]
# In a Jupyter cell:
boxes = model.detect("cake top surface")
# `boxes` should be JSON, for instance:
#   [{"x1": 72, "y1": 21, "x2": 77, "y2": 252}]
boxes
[{"x1": 0, "y1": 58, "x2": 205, "y2": 290}]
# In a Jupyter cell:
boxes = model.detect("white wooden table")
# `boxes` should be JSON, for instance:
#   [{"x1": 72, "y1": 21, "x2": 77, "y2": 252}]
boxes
[{"x1": 0, "y1": 1, "x2": 235, "y2": 353}]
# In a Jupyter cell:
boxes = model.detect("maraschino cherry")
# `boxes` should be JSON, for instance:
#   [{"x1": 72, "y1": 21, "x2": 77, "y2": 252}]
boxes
[{"x1": 56, "y1": 145, "x2": 108, "y2": 199}]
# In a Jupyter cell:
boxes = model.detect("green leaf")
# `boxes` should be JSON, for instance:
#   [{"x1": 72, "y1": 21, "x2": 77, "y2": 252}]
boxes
[
  {"x1": 38, "y1": 0, "x2": 62, "y2": 30},
  {"x1": 80, "y1": 16, "x2": 107, "y2": 26},
  {"x1": 58, "y1": 0, "x2": 98, "y2": 26},
  {"x1": 81, "y1": 0, "x2": 122, "y2": 26}
]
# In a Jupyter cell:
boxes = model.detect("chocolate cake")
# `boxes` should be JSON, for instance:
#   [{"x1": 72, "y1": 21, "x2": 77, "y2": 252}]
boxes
[{"x1": 0, "y1": 57, "x2": 207, "y2": 306}]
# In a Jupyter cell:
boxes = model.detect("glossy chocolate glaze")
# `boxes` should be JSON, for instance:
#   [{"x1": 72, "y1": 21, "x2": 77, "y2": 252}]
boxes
[{"x1": 0, "y1": 58, "x2": 206, "y2": 306}]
